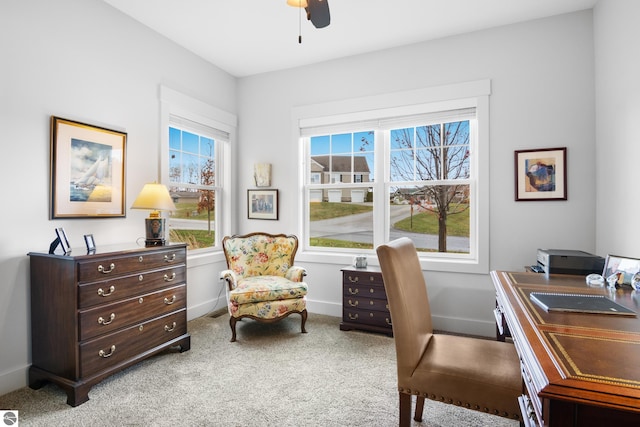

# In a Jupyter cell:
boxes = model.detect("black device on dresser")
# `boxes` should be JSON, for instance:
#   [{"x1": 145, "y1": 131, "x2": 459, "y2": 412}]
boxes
[
  {"x1": 28, "y1": 243, "x2": 191, "y2": 406},
  {"x1": 339, "y1": 266, "x2": 393, "y2": 336}
]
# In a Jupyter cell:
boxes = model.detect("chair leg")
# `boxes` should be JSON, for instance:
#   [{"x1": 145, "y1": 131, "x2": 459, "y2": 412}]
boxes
[
  {"x1": 229, "y1": 317, "x2": 237, "y2": 342},
  {"x1": 414, "y1": 395, "x2": 425, "y2": 422},
  {"x1": 300, "y1": 309, "x2": 308, "y2": 334},
  {"x1": 399, "y1": 392, "x2": 412, "y2": 427}
]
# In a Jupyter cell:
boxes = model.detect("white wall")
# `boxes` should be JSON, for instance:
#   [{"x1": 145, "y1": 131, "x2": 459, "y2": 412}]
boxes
[
  {"x1": 594, "y1": 0, "x2": 640, "y2": 258},
  {"x1": 0, "y1": 0, "x2": 234, "y2": 395},
  {"x1": 237, "y1": 11, "x2": 597, "y2": 334}
]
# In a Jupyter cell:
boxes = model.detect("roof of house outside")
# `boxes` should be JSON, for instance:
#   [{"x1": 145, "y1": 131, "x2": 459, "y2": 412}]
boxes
[{"x1": 311, "y1": 155, "x2": 370, "y2": 173}]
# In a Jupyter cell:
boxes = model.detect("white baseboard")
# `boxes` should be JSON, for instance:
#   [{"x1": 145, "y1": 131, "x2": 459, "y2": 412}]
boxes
[{"x1": 0, "y1": 364, "x2": 29, "y2": 397}]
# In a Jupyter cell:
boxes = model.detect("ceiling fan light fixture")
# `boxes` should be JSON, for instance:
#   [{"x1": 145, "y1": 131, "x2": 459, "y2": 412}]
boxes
[{"x1": 286, "y1": 0, "x2": 308, "y2": 7}]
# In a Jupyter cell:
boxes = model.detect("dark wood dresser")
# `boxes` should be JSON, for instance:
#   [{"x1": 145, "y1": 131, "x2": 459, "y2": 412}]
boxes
[
  {"x1": 339, "y1": 266, "x2": 393, "y2": 336},
  {"x1": 28, "y1": 243, "x2": 191, "y2": 406}
]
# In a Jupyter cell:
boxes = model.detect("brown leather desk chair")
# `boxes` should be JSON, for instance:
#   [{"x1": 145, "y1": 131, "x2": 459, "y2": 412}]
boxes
[{"x1": 376, "y1": 238, "x2": 521, "y2": 426}]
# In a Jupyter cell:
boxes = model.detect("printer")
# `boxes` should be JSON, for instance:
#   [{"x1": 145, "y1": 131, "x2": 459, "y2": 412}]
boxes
[{"x1": 536, "y1": 249, "x2": 605, "y2": 276}]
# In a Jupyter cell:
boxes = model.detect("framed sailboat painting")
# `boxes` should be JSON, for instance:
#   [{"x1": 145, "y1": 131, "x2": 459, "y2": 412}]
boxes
[{"x1": 50, "y1": 116, "x2": 127, "y2": 218}]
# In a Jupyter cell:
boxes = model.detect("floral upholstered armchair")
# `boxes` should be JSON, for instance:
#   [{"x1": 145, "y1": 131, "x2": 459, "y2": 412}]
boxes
[{"x1": 220, "y1": 232, "x2": 308, "y2": 342}]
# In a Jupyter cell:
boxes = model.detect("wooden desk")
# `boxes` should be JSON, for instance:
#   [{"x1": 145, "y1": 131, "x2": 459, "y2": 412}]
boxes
[{"x1": 491, "y1": 271, "x2": 640, "y2": 426}]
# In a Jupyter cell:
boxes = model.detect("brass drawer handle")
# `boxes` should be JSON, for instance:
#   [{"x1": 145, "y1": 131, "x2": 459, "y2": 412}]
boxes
[
  {"x1": 97, "y1": 285, "x2": 115, "y2": 297},
  {"x1": 98, "y1": 345, "x2": 116, "y2": 358},
  {"x1": 347, "y1": 275, "x2": 359, "y2": 283},
  {"x1": 164, "y1": 253, "x2": 176, "y2": 263},
  {"x1": 164, "y1": 295, "x2": 176, "y2": 305},
  {"x1": 97, "y1": 263, "x2": 115, "y2": 274},
  {"x1": 138, "y1": 256, "x2": 144, "y2": 262},
  {"x1": 164, "y1": 272, "x2": 176, "y2": 282},
  {"x1": 386, "y1": 317, "x2": 392, "y2": 325},
  {"x1": 165, "y1": 321, "x2": 177, "y2": 332},
  {"x1": 369, "y1": 288, "x2": 375, "y2": 293},
  {"x1": 348, "y1": 299, "x2": 358, "y2": 307},
  {"x1": 98, "y1": 313, "x2": 116, "y2": 325},
  {"x1": 348, "y1": 313, "x2": 359, "y2": 320},
  {"x1": 348, "y1": 288, "x2": 359, "y2": 295}
]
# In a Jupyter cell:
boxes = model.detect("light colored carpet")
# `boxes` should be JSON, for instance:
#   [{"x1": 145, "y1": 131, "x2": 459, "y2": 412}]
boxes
[{"x1": 0, "y1": 313, "x2": 519, "y2": 426}]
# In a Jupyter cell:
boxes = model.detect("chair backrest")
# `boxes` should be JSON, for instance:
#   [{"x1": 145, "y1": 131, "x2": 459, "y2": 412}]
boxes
[
  {"x1": 222, "y1": 232, "x2": 298, "y2": 279},
  {"x1": 376, "y1": 237, "x2": 434, "y2": 372}
]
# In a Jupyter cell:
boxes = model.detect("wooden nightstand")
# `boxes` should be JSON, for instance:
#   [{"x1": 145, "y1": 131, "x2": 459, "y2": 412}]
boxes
[{"x1": 339, "y1": 266, "x2": 393, "y2": 336}]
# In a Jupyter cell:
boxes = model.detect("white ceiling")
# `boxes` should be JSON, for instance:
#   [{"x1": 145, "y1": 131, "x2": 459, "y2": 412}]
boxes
[{"x1": 102, "y1": 0, "x2": 598, "y2": 78}]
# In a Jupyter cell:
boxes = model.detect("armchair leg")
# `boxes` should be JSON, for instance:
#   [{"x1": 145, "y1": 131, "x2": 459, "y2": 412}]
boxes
[
  {"x1": 300, "y1": 309, "x2": 308, "y2": 334},
  {"x1": 399, "y1": 392, "x2": 412, "y2": 427},
  {"x1": 229, "y1": 317, "x2": 237, "y2": 342},
  {"x1": 414, "y1": 395, "x2": 425, "y2": 422}
]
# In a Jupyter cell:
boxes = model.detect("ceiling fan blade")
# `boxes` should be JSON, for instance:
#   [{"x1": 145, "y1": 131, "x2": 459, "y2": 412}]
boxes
[{"x1": 306, "y1": 0, "x2": 330, "y2": 29}]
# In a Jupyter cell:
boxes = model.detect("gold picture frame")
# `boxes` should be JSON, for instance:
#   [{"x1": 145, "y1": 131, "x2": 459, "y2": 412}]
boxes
[{"x1": 50, "y1": 116, "x2": 126, "y2": 218}]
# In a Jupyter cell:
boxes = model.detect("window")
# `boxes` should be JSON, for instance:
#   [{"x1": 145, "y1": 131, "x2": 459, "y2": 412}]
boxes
[
  {"x1": 296, "y1": 80, "x2": 490, "y2": 273},
  {"x1": 167, "y1": 124, "x2": 220, "y2": 250},
  {"x1": 160, "y1": 86, "x2": 236, "y2": 252}
]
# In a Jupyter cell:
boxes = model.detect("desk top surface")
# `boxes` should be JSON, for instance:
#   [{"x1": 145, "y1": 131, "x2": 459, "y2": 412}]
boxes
[{"x1": 492, "y1": 271, "x2": 640, "y2": 412}]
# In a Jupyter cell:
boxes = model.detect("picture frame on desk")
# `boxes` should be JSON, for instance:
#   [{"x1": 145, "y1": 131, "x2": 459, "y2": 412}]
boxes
[
  {"x1": 603, "y1": 254, "x2": 640, "y2": 286},
  {"x1": 514, "y1": 147, "x2": 567, "y2": 201},
  {"x1": 84, "y1": 234, "x2": 96, "y2": 253},
  {"x1": 55, "y1": 227, "x2": 71, "y2": 254}
]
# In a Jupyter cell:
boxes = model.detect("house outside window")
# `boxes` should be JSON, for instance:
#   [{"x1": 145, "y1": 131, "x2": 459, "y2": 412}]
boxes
[{"x1": 296, "y1": 80, "x2": 490, "y2": 273}]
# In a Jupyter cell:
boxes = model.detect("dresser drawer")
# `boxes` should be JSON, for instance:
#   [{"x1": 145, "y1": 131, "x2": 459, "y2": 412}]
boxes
[
  {"x1": 343, "y1": 306, "x2": 392, "y2": 329},
  {"x1": 343, "y1": 283, "x2": 387, "y2": 300},
  {"x1": 78, "y1": 266, "x2": 185, "y2": 309},
  {"x1": 79, "y1": 285, "x2": 186, "y2": 341},
  {"x1": 79, "y1": 309, "x2": 187, "y2": 378},
  {"x1": 77, "y1": 247, "x2": 186, "y2": 283},
  {"x1": 344, "y1": 295, "x2": 389, "y2": 313},
  {"x1": 343, "y1": 270, "x2": 384, "y2": 287}
]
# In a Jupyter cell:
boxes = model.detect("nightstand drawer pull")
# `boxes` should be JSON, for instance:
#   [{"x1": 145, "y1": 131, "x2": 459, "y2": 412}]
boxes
[
  {"x1": 164, "y1": 254, "x2": 176, "y2": 263},
  {"x1": 347, "y1": 276, "x2": 359, "y2": 283},
  {"x1": 98, "y1": 345, "x2": 116, "y2": 358},
  {"x1": 348, "y1": 299, "x2": 358, "y2": 307},
  {"x1": 97, "y1": 313, "x2": 116, "y2": 325},
  {"x1": 164, "y1": 295, "x2": 176, "y2": 305},
  {"x1": 348, "y1": 288, "x2": 359, "y2": 295},
  {"x1": 165, "y1": 321, "x2": 177, "y2": 332},
  {"x1": 97, "y1": 285, "x2": 115, "y2": 297},
  {"x1": 348, "y1": 313, "x2": 359, "y2": 320},
  {"x1": 164, "y1": 272, "x2": 176, "y2": 282},
  {"x1": 386, "y1": 318, "x2": 392, "y2": 325},
  {"x1": 97, "y1": 263, "x2": 115, "y2": 274},
  {"x1": 370, "y1": 288, "x2": 375, "y2": 293}
]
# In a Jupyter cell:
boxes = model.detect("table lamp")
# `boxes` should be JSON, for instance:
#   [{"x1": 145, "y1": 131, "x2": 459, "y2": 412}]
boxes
[{"x1": 131, "y1": 183, "x2": 176, "y2": 247}]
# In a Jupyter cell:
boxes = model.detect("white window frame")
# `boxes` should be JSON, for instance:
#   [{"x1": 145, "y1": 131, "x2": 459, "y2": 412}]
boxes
[
  {"x1": 160, "y1": 86, "x2": 237, "y2": 253},
  {"x1": 293, "y1": 80, "x2": 490, "y2": 274}
]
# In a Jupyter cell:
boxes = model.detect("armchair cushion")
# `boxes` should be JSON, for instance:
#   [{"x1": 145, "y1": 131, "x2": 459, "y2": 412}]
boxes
[{"x1": 229, "y1": 276, "x2": 308, "y2": 305}]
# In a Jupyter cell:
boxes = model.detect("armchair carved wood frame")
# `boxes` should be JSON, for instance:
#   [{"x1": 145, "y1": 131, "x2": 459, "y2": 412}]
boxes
[{"x1": 220, "y1": 232, "x2": 308, "y2": 342}]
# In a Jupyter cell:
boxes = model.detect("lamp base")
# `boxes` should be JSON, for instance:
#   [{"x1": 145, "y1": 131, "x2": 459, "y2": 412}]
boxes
[
  {"x1": 144, "y1": 217, "x2": 166, "y2": 247},
  {"x1": 144, "y1": 238, "x2": 166, "y2": 247}
]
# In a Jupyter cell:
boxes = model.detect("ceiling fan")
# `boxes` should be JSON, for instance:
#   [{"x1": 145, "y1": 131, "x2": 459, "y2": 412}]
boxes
[{"x1": 287, "y1": 0, "x2": 331, "y2": 42}]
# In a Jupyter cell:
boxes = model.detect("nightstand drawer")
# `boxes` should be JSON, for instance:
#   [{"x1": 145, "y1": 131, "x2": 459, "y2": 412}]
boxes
[
  {"x1": 344, "y1": 295, "x2": 389, "y2": 313},
  {"x1": 343, "y1": 283, "x2": 387, "y2": 300},
  {"x1": 343, "y1": 307, "x2": 392, "y2": 329},
  {"x1": 343, "y1": 270, "x2": 384, "y2": 286}
]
